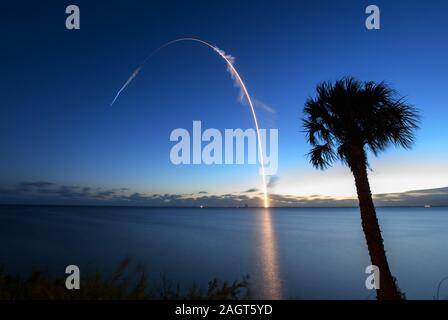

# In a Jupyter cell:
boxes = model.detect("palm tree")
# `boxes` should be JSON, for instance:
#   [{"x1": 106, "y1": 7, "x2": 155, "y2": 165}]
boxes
[{"x1": 303, "y1": 77, "x2": 419, "y2": 300}]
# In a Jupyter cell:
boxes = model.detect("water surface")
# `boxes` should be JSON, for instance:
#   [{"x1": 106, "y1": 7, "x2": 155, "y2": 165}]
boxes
[{"x1": 0, "y1": 206, "x2": 447, "y2": 299}]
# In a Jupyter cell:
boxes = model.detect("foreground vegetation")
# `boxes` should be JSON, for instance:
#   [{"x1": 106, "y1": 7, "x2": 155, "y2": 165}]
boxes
[{"x1": 0, "y1": 259, "x2": 250, "y2": 300}]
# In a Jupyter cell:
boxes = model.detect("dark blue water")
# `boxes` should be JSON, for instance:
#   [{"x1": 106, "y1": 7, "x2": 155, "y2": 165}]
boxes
[{"x1": 0, "y1": 205, "x2": 447, "y2": 299}]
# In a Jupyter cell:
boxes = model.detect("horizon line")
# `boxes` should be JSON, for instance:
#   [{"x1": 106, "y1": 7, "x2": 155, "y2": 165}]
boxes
[{"x1": 1, "y1": 203, "x2": 446, "y2": 209}]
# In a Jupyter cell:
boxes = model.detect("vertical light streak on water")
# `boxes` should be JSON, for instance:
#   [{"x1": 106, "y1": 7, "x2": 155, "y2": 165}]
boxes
[{"x1": 257, "y1": 208, "x2": 282, "y2": 299}]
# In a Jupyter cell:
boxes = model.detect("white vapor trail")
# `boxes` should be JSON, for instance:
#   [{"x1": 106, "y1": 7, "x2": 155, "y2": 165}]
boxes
[
  {"x1": 110, "y1": 38, "x2": 270, "y2": 208},
  {"x1": 254, "y1": 99, "x2": 276, "y2": 114},
  {"x1": 212, "y1": 48, "x2": 276, "y2": 114},
  {"x1": 212, "y1": 48, "x2": 245, "y2": 102},
  {"x1": 110, "y1": 66, "x2": 142, "y2": 106}
]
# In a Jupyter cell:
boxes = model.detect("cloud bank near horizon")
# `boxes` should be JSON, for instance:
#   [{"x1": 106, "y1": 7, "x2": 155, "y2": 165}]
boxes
[{"x1": 0, "y1": 181, "x2": 447, "y2": 207}]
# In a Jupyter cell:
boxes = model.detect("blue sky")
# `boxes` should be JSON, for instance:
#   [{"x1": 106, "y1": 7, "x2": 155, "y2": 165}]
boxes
[{"x1": 1, "y1": 0, "x2": 447, "y2": 205}]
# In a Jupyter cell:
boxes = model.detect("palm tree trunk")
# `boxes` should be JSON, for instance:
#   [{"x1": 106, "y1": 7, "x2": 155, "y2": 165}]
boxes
[{"x1": 348, "y1": 149, "x2": 402, "y2": 300}]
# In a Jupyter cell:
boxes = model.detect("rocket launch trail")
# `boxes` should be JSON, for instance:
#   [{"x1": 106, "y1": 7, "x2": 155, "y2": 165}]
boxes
[{"x1": 111, "y1": 38, "x2": 270, "y2": 208}]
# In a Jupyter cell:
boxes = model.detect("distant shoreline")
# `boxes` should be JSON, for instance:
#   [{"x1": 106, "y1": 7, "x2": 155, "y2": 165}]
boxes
[{"x1": 1, "y1": 204, "x2": 446, "y2": 209}]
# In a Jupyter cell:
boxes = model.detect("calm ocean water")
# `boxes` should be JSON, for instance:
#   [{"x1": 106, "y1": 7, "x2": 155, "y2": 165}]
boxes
[{"x1": 0, "y1": 205, "x2": 447, "y2": 299}]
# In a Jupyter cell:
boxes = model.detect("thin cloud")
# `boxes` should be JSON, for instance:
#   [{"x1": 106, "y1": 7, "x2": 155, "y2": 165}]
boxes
[
  {"x1": 253, "y1": 98, "x2": 276, "y2": 114},
  {"x1": 267, "y1": 176, "x2": 279, "y2": 189},
  {"x1": 0, "y1": 181, "x2": 447, "y2": 207}
]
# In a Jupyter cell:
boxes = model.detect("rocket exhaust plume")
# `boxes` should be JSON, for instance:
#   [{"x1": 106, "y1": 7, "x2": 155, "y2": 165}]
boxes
[
  {"x1": 111, "y1": 38, "x2": 270, "y2": 208},
  {"x1": 110, "y1": 66, "x2": 142, "y2": 106}
]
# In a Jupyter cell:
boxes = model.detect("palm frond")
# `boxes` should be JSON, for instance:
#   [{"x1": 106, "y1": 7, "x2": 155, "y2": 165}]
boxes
[
  {"x1": 302, "y1": 77, "x2": 420, "y2": 169},
  {"x1": 307, "y1": 143, "x2": 336, "y2": 170}
]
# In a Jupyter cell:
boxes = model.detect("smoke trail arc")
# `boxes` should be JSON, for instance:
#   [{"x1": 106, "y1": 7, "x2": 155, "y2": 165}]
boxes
[{"x1": 111, "y1": 38, "x2": 269, "y2": 208}]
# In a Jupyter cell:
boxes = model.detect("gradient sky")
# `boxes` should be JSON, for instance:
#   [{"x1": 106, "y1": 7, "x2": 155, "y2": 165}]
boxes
[{"x1": 1, "y1": 0, "x2": 447, "y2": 205}]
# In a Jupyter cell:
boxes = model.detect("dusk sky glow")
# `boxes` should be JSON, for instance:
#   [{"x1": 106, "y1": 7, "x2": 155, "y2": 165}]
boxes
[{"x1": 1, "y1": 0, "x2": 447, "y2": 206}]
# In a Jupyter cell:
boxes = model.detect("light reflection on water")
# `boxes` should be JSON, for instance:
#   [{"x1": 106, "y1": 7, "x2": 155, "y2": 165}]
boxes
[
  {"x1": 257, "y1": 208, "x2": 283, "y2": 299},
  {"x1": 1, "y1": 206, "x2": 448, "y2": 299}
]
